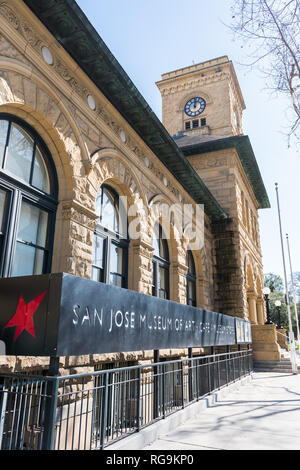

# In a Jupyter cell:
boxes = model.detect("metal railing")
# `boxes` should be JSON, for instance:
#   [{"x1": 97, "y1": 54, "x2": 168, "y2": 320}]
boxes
[{"x1": 0, "y1": 348, "x2": 252, "y2": 450}]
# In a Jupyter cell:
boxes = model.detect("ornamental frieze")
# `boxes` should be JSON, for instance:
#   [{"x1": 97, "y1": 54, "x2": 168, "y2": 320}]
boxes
[
  {"x1": 159, "y1": 72, "x2": 227, "y2": 96},
  {"x1": 0, "y1": 2, "x2": 20, "y2": 30},
  {"x1": 0, "y1": 2, "x2": 188, "y2": 209}
]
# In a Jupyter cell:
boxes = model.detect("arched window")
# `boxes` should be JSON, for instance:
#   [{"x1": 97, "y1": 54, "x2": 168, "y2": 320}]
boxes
[
  {"x1": 186, "y1": 251, "x2": 196, "y2": 306},
  {"x1": 92, "y1": 184, "x2": 128, "y2": 288},
  {"x1": 152, "y1": 224, "x2": 169, "y2": 299},
  {"x1": 0, "y1": 115, "x2": 57, "y2": 278}
]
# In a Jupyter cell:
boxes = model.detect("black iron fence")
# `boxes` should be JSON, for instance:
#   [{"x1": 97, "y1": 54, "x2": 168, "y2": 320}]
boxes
[{"x1": 0, "y1": 349, "x2": 252, "y2": 450}]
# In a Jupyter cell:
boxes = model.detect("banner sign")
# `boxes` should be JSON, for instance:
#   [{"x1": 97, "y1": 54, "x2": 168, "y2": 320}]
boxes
[
  {"x1": 235, "y1": 317, "x2": 252, "y2": 344},
  {"x1": 0, "y1": 273, "x2": 252, "y2": 356}
]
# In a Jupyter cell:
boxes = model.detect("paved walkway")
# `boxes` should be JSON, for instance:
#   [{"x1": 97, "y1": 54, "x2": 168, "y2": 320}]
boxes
[{"x1": 142, "y1": 372, "x2": 300, "y2": 450}]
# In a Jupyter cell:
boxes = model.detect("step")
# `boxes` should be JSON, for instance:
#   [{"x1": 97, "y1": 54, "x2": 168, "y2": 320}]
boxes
[
  {"x1": 253, "y1": 359, "x2": 300, "y2": 373},
  {"x1": 254, "y1": 368, "x2": 295, "y2": 374},
  {"x1": 254, "y1": 361, "x2": 291, "y2": 367}
]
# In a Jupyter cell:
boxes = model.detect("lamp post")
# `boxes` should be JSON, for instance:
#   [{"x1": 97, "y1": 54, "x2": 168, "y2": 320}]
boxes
[
  {"x1": 275, "y1": 300, "x2": 282, "y2": 329},
  {"x1": 263, "y1": 287, "x2": 272, "y2": 324},
  {"x1": 286, "y1": 233, "x2": 300, "y2": 355},
  {"x1": 275, "y1": 183, "x2": 297, "y2": 373}
]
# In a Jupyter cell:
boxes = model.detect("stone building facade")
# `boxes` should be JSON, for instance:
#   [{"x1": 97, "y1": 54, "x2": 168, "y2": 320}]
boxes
[{"x1": 0, "y1": 0, "x2": 280, "y2": 374}]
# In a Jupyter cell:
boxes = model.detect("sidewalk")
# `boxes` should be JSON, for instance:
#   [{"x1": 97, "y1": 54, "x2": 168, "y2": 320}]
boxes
[{"x1": 142, "y1": 372, "x2": 300, "y2": 451}]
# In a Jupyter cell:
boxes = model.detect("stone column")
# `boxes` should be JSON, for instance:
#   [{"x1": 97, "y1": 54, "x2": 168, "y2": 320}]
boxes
[
  {"x1": 170, "y1": 262, "x2": 188, "y2": 304},
  {"x1": 256, "y1": 298, "x2": 265, "y2": 325},
  {"x1": 196, "y1": 275, "x2": 206, "y2": 308},
  {"x1": 129, "y1": 239, "x2": 154, "y2": 295},
  {"x1": 57, "y1": 201, "x2": 97, "y2": 279},
  {"x1": 248, "y1": 294, "x2": 258, "y2": 324}
]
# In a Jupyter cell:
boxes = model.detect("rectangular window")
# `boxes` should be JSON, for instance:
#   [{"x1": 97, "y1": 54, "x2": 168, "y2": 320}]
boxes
[
  {"x1": 192, "y1": 120, "x2": 199, "y2": 129},
  {"x1": 158, "y1": 265, "x2": 168, "y2": 299},
  {"x1": 0, "y1": 188, "x2": 7, "y2": 233},
  {"x1": 92, "y1": 234, "x2": 105, "y2": 282},
  {"x1": 109, "y1": 242, "x2": 126, "y2": 287},
  {"x1": 201, "y1": 118, "x2": 206, "y2": 127},
  {"x1": 11, "y1": 200, "x2": 49, "y2": 277},
  {"x1": 185, "y1": 121, "x2": 191, "y2": 130}
]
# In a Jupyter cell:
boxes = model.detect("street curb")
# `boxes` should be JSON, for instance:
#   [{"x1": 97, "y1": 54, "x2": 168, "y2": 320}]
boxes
[{"x1": 104, "y1": 373, "x2": 253, "y2": 451}]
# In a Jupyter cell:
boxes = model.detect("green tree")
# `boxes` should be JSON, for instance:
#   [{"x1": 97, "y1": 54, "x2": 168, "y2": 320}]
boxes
[
  {"x1": 264, "y1": 272, "x2": 299, "y2": 334},
  {"x1": 264, "y1": 272, "x2": 284, "y2": 292},
  {"x1": 269, "y1": 290, "x2": 288, "y2": 327}
]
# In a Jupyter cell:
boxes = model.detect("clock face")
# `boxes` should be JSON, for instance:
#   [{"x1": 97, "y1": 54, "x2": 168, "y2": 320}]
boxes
[{"x1": 184, "y1": 97, "x2": 206, "y2": 117}]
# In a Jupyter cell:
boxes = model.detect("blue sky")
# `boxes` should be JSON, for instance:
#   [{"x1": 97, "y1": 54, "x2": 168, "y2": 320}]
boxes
[{"x1": 77, "y1": 0, "x2": 300, "y2": 280}]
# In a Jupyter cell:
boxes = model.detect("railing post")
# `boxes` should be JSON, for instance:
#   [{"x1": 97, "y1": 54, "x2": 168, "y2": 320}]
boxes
[
  {"x1": 42, "y1": 357, "x2": 59, "y2": 450},
  {"x1": 210, "y1": 347, "x2": 215, "y2": 392},
  {"x1": 0, "y1": 377, "x2": 8, "y2": 450},
  {"x1": 180, "y1": 361, "x2": 184, "y2": 408},
  {"x1": 100, "y1": 371, "x2": 109, "y2": 449},
  {"x1": 153, "y1": 350, "x2": 159, "y2": 419},
  {"x1": 188, "y1": 348, "x2": 193, "y2": 402},
  {"x1": 162, "y1": 363, "x2": 166, "y2": 419},
  {"x1": 207, "y1": 356, "x2": 211, "y2": 392},
  {"x1": 226, "y1": 346, "x2": 229, "y2": 385},
  {"x1": 136, "y1": 368, "x2": 141, "y2": 431}
]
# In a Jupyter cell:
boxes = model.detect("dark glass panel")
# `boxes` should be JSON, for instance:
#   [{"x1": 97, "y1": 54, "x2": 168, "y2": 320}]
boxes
[
  {"x1": 17, "y1": 201, "x2": 48, "y2": 248},
  {"x1": 187, "y1": 251, "x2": 195, "y2": 275},
  {"x1": 5, "y1": 123, "x2": 34, "y2": 183},
  {"x1": 0, "y1": 120, "x2": 9, "y2": 167},
  {"x1": 11, "y1": 243, "x2": 45, "y2": 277},
  {"x1": 0, "y1": 188, "x2": 7, "y2": 233},
  {"x1": 32, "y1": 145, "x2": 50, "y2": 194},
  {"x1": 109, "y1": 243, "x2": 125, "y2": 287}
]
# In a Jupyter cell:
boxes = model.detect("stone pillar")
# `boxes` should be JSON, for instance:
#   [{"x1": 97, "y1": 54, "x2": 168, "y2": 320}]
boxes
[
  {"x1": 196, "y1": 275, "x2": 206, "y2": 308},
  {"x1": 256, "y1": 298, "x2": 265, "y2": 325},
  {"x1": 251, "y1": 324, "x2": 281, "y2": 361},
  {"x1": 129, "y1": 239, "x2": 154, "y2": 295},
  {"x1": 57, "y1": 201, "x2": 97, "y2": 279},
  {"x1": 248, "y1": 295, "x2": 258, "y2": 324},
  {"x1": 170, "y1": 262, "x2": 188, "y2": 304}
]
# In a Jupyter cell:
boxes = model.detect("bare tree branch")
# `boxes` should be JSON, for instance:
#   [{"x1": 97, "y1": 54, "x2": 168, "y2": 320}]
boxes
[{"x1": 228, "y1": 0, "x2": 300, "y2": 146}]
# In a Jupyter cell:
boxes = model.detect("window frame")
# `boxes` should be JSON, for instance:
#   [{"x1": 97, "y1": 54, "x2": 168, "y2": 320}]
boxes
[
  {"x1": 186, "y1": 251, "x2": 197, "y2": 307},
  {"x1": 152, "y1": 224, "x2": 170, "y2": 300},
  {"x1": 92, "y1": 184, "x2": 129, "y2": 289},
  {"x1": 0, "y1": 114, "x2": 58, "y2": 278}
]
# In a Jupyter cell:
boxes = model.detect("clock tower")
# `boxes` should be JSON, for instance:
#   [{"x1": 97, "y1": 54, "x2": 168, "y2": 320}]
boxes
[
  {"x1": 156, "y1": 56, "x2": 272, "y2": 356},
  {"x1": 156, "y1": 56, "x2": 245, "y2": 138}
]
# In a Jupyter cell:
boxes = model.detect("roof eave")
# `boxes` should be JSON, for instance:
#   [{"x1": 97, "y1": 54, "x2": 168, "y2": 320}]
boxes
[
  {"x1": 23, "y1": 0, "x2": 228, "y2": 222},
  {"x1": 180, "y1": 135, "x2": 271, "y2": 209}
]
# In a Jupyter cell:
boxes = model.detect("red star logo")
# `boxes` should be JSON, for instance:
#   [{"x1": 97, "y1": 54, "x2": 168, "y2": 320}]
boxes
[{"x1": 4, "y1": 291, "x2": 47, "y2": 341}]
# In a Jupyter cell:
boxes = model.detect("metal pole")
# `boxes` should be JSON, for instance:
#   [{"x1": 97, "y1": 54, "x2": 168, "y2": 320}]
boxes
[
  {"x1": 100, "y1": 372, "x2": 109, "y2": 450},
  {"x1": 276, "y1": 305, "x2": 282, "y2": 329},
  {"x1": 42, "y1": 356, "x2": 60, "y2": 450},
  {"x1": 264, "y1": 293, "x2": 273, "y2": 324},
  {"x1": 275, "y1": 183, "x2": 297, "y2": 373},
  {"x1": 286, "y1": 233, "x2": 300, "y2": 356},
  {"x1": 153, "y1": 350, "x2": 159, "y2": 419},
  {"x1": 188, "y1": 347, "x2": 193, "y2": 402},
  {"x1": 0, "y1": 377, "x2": 8, "y2": 450}
]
